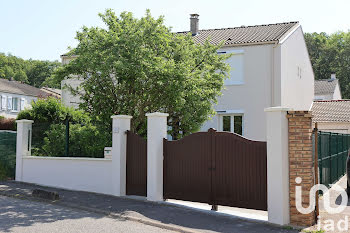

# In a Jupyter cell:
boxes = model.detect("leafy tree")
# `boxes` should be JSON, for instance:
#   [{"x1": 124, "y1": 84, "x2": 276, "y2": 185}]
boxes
[
  {"x1": 27, "y1": 60, "x2": 61, "y2": 87},
  {"x1": 14, "y1": 69, "x2": 28, "y2": 82},
  {"x1": 60, "y1": 9, "x2": 231, "y2": 139},
  {"x1": 41, "y1": 66, "x2": 67, "y2": 88},
  {"x1": 305, "y1": 31, "x2": 350, "y2": 98},
  {"x1": 0, "y1": 52, "x2": 61, "y2": 87}
]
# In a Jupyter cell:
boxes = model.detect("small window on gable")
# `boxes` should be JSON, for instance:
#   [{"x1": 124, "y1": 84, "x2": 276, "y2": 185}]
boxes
[{"x1": 218, "y1": 50, "x2": 244, "y2": 85}]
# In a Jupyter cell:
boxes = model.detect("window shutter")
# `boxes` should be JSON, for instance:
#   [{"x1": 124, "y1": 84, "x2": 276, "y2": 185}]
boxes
[
  {"x1": 1, "y1": 96, "x2": 6, "y2": 110},
  {"x1": 7, "y1": 96, "x2": 12, "y2": 110},
  {"x1": 20, "y1": 98, "x2": 25, "y2": 111}
]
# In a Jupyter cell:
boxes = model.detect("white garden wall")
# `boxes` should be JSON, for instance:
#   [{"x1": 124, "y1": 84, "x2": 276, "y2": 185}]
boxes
[{"x1": 21, "y1": 156, "x2": 113, "y2": 195}]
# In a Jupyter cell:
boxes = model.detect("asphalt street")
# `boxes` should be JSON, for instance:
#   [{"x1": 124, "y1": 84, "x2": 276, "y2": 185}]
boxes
[{"x1": 0, "y1": 195, "x2": 175, "y2": 233}]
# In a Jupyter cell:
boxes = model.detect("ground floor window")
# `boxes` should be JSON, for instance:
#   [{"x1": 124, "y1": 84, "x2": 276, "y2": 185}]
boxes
[
  {"x1": 12, "y1": 97, "x2": 19, "y2": 111},
  {"x1": 219, "y1": 114, "x2": 243, "y2": 135}
]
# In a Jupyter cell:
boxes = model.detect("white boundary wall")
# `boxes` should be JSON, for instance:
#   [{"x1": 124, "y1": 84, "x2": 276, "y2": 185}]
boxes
[
  {"x1": 15, "y1": 116, "x2": 132, "y2": 196},
  {"x1": 21, "y1": 156, "x2": 113, "y2": 195}
]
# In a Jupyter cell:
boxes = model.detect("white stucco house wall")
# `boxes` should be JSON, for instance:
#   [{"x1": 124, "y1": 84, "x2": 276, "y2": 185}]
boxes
[
  {"x1": 0, "y1": 79, "x2": 49, "y2": 119},
  {"x1": 61, "y1": 16, "x2": 314, "y2": 141},
  {"x1": 314, "y1": 75, "x2": 342, "y2": 101},
  {"x1": 187, "y1": 16, "x2": 314, "y2": 141}
]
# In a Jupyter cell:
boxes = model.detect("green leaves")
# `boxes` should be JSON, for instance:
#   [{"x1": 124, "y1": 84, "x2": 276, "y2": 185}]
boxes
[
  {"x1": 305, "y1": 31, "x2": 350, "y2": 98},
  {"x1": 16, "y1": 97, "x2": 90, "y2": 124},
  {"x1": 0, "y1": 53, "x2": 61, "y2": 87},
  {"x1": 62, "y1": 9, "x2": 230, "y2": 138}
]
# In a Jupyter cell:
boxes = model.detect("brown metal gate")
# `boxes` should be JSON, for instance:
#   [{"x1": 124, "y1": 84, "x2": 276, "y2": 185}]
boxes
[
  {"x1": 126, "y1": 131, "x2": 147, "y2": 196},
  {"x1": 163, "y1": 128, "x2": 267, "y2": 210}
]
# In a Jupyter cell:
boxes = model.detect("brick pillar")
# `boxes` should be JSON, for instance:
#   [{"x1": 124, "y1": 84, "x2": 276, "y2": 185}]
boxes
[{"x1": 287, "y1": 111, "x2": 315, "y2": 226}]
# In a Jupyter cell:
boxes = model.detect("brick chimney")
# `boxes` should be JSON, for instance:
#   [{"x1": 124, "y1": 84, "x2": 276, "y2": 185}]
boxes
[{"x1": 190, "y1": 14, "x2": 199, "y2": 36}]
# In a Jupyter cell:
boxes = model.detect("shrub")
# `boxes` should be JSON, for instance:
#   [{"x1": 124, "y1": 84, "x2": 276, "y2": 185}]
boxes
[
  {"x1": 17, "y1": 97, "x2": 90, "y2": 124},
  {"x1": 41, "y1": 123, "x2": 109, "y2": 158},
  {"x1": 0, "y1": 118, "x2": 16, "y2": 131},
  {"x1": 16, "y1": 97, "x2": 98, "y2": 156}
]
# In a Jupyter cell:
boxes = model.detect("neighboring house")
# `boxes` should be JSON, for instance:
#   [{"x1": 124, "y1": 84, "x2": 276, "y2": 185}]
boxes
[
  {"x1": 314, "y1": 74, "x2": 342, "y2": 100},
  {"x1": 312, "y1": 100, "x2": 350, "y2": 133},
  {"x1": 40, "y1": 87, "x2": 62, "y2": 99},
  {"x1": 61, "y1": 15, "x2": 314, "y2": 141},
  {"x1": 0, "y1": 79, "x2": 49, "y2": 118},
  {"x1": 61, "y1": 77, "x2": 83, "y2": 108}
]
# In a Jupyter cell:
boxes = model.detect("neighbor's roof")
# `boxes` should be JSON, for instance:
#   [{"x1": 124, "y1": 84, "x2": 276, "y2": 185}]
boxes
[
  {"x1": 41, "y1": 87, "x2": 62, "y2": 96},
  {"x1": 314, "y1": 79, "x2": 339, "y2": 96},
  {"x1": 178, "y1": 22, "x2": 299, "y2": 46},
  {"x1": 311, "y1": 100, "x2": 350, "y2": 122},
  {"x1": 0, "y1": 79, "x2": 49, "y2": 97}
]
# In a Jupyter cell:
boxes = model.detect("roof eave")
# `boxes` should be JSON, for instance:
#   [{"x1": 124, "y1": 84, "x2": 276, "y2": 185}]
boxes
[{"x1": 221, "y1": 40, "x2": 278, "y2": 48}]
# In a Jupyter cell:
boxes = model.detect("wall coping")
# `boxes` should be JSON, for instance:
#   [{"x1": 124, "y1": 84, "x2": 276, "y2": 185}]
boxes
[
  {"x1": 264, "y1": 107, "x2": 293, "y2": 112},
  {"x1": 16, "y1": 119, "x2": 34, "y2": 123},
  {"x1": 146, "y1": 112, "x2": 169, "y2": 117},
  {"x1": 23, "y1": 156, "x2": 112, "y2": 162},
  {"x1": 111, "y1": 115, "x2": 132, "y2": 119}
]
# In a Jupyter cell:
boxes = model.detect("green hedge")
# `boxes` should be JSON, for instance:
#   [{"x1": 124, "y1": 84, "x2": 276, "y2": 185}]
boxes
[
  {"x1": 17, "y1": 97, "x2": 110, "y2": 158},
  {"x1": 40, "y1": 123, "x2": 109, "y2": 158}
]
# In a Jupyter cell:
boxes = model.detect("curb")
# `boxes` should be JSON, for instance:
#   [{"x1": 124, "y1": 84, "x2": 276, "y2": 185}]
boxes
[{"x1": 0, "y1": 192, "x2": 198, "y2": 233}]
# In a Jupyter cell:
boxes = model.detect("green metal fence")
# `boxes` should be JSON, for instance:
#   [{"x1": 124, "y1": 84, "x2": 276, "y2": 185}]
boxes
[
  {"x1": 0, "y1": 130, "x2": 17, "y2": 180},
  {"x1": 316, "y1": 131, "x2": 350, "y2": 187}
]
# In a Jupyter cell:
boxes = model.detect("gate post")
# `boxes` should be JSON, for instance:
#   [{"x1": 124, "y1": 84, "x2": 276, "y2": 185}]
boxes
[
  {"x1": 265, "y1": 107, "x2": 291, "y2": 225},
  {"x1": 111, "y1": 115, "x2": 132, "y2": 196},
  {"x1": 15, "y1": 119, "x2": 34, "y2": 182},
  {"x1": 146, "y1": 112, "x2": 169, "y2": 202}
]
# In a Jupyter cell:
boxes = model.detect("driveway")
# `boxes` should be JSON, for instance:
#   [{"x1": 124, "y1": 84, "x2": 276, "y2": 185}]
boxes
[{"x1": 0, "y1": 195, "x2": 175, "y2": 233}]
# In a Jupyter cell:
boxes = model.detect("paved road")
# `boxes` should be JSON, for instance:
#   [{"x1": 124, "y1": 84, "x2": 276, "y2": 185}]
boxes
[
  {"x1": 0, "y1": 196, "x2": 175, "y2": 233},
  {"x1": 0, "y1": 181, "x2": 298, "y2": 233}
]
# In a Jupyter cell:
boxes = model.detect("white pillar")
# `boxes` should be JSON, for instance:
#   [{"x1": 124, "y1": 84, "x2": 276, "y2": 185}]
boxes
[
  {"x1": 111, "y1": 115, "x2": 132, "y2": 196},
  {"x1": 146, "y1": 112, "x2": 168, "y2": 202},
  {"x1": 15, "y1": 119, "x2": 33, "y2": 182},
  {"x1": 265, "y1": 107, "x2": 291, "y2": 225}
]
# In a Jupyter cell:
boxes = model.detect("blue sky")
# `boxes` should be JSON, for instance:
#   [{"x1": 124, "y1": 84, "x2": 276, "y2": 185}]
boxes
[{"x1": 1, "y1": 0, "x2": 349, "y2": 61}]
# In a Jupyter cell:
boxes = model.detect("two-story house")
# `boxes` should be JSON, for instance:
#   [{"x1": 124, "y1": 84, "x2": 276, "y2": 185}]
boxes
[
  {"x1": 61, "y1": 15, "x2": 314, "y2": 141},
  {"x1": 186, "y1": 15, "x2": 314, "y2": 140}
]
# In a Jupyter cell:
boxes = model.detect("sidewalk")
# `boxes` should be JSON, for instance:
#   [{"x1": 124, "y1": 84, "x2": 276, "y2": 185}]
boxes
[{"x1": 0, "y1": 181, "x2": 298, "y2": 233}]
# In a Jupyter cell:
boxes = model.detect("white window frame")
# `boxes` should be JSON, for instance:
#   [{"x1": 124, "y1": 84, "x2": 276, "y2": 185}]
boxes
[
  {"x1": 12, "y1": 97, "x2": 19, "y2": 112},
  {"x1": 217, "y1": 110, "x2": 244, "y2": 135},
  {"x1": 1, "y1": 95, "x2": 6, "y2": 110},
  {"x1": 7, "y1": 96, "x2": 12, "y2": 111},
  {"x1": 20, "y1": 98, "x2": 25, "y2": 111},
  {"x1": 217, "y1": 49, "x2": 244, "y2": 85}
]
